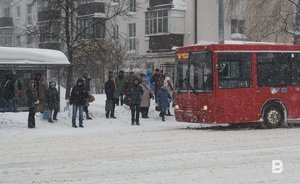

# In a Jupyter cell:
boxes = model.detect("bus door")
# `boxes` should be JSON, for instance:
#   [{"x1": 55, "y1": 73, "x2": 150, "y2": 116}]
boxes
[{"x1": 216, "y1": 52, "x2": 257, "y2": 123}]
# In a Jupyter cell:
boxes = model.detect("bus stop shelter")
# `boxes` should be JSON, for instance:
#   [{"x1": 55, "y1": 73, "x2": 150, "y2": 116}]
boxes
[{"x1": 0, "y1": 47, "x2": 70, "y2": 112}]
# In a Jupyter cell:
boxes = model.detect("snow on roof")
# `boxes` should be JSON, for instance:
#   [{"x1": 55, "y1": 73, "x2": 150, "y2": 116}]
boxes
[
  {"x1": 0, "y1": 47, "x2": 70, "y2": 66},
  {"x1": 172, "y1": 0, "x2": 186, "y2": 10},
  {"x1": 195, "y1": 40, "x2": 278, "y2": 46}
]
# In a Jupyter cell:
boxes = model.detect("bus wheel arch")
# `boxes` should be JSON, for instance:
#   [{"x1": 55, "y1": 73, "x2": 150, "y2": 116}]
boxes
[{"x1": 261, "y1": 100, "x2": 287, "y2": 128}]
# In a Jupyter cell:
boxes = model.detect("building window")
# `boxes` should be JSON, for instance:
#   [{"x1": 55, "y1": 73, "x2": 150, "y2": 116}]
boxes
[
  {"x1": 17, "y1": 6, "x2": 21, "y2": 17},
  {"x1": 129, "y1": 0, "x2": 136, "y2": 12},
  {"x1": 39, "y1": 21, "x2": 60, "y2": 43},
  {"x1": 112, "y1": 24, "x2": 119, "y2": 40},
  {"x1": 231, "y1": 19, "x2": 245, "y2": 34},
  {"x1": 77, "y1": 18, "x2": 105, "y2": 39},
  {"x1": 4, "y1": 8, "x2": 10, "y2": 17},
  {"x1": 0, "y1": 28, "x2": 13, "y2": 46},
  {"x1": 145, "y1": 10, "x2": 168, "y2": 34},
  {"x1": 27, "y1": 4, "x2": 33, "y2": 25},
  {"x1": 128, "y1": 23, "x2": 136, "y2": 51}
]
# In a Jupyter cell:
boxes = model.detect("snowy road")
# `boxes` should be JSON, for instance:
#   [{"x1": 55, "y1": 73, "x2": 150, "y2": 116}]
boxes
[
  {"x1": 1, "y1": 94, "x2": 300, "y2": 184},
  {"x1": 1, "y1": 119, "x2": 300, "y2": 184}
]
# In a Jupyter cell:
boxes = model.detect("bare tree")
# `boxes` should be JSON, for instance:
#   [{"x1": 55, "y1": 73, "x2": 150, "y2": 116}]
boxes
[
  {"x1": 30, "y1": 0, "x2": 132, "y2": 99},
  {"x1": 226, "y1": 0, "x2": 300, "y2": 43}
]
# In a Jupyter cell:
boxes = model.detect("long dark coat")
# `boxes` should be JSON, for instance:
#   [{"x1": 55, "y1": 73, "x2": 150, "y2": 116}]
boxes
[
  {"x1": 26, "y1": 81, "x2": 38, "y2": 108},
  {"x1": 105, "y1": 79, "x2": 116, "y2": 100},
  {"x1": 45, "y1": 87, "x2": 59, "y2": 110},
  {"x1": 126, "y1": 83, "x2": 143, "y2": 105}
]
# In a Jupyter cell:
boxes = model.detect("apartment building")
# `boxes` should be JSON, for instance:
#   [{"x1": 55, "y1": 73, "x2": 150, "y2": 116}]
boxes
[
  {"x1": 0, "y1": 0, "x2": 248, "y2": 71},
  {"x1": 0, "y1": 0, "x2": 38, "y2": 47}
]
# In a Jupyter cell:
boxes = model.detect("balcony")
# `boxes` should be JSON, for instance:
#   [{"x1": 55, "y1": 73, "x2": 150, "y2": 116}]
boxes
[
  {"x1": 148, "y1": 34, "x2": 183, "y2": 52},
  {"x1": 38, "y1": 10, "x2": 61, "y2": 21},
  {"x1": 0, "y1": 17, "x2": 13, "y2": 27},
  {"x1": 149, "y1": 0, "x2": 172, "y2": 8},
  {"x1": 77, "y1": 2, "x2": 105, "y2": 16}
]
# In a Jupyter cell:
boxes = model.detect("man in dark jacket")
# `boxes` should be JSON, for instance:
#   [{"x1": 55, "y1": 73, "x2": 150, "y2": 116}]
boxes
[
  {"x1": 151, "y1": 69, "x2": 164, "y2": 103},
  {"x1": 45, "y1": 81, "x2": 59, "y2": 123},
  {"x1": 126, "y1": 78, "x2": 143, "y2": 125},
  {"x1": 26, "y1": 80, "x2": 39, "y2": 128},
  {"x1": 82, "y1": 72, "x2": 92, "y2": 120},
  {"x1": 105, "y1": 72, "x2": 117, "y2": 119},
  {"x1": 70, "y1": 78, "x2": 88, "y2": 128}
]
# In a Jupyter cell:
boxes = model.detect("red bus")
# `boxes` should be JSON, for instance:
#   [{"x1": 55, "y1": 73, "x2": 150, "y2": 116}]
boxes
[{"x1": 174, "y1": 43, "x2": 300, "y2": 128}]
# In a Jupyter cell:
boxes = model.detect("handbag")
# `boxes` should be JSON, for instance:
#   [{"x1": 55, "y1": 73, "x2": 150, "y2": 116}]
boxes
[
  {"x1": 88, "y1": 94, "x2": 95, "y2": 103},
  {"x1": 105, "y1": 100, "x2": 114, "y2": 111},
  {"x1": 123, "y1": 95, "x2": 131, "y2": 106},
  {"x1": 155, "y1": 105, "x2": 161, "y2": 112}
]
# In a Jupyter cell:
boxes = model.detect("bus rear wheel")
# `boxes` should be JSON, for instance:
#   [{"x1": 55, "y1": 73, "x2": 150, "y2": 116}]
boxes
[{"x1": 263, "y1": 104, "x2": 284, "y2": 128}]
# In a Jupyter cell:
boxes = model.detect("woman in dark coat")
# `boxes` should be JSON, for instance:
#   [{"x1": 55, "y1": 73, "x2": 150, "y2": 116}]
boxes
[
  {"x1": 70, "y1": 78, "x2": 88, "y2": 128},
  {"x1": 105, "y1": 72, "x2": 117, "y2": 119},
  {"x1": 157, "y1": 81, "x2": 172, "y2": 121},
  {"x1": 126, "y1": 78, "x2": 143, "y2": 125},
  {"x1": 45, "y1": 81, "x2": 59, "y2": 123},
  {"x1": 26, "y1": 80, "x2": 39, "y2": 128}
]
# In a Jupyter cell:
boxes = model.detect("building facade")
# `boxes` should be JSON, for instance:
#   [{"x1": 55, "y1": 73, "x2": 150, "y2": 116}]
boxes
[{"x1": 0, "y1": 0, "x2": 261, "y2": 73}]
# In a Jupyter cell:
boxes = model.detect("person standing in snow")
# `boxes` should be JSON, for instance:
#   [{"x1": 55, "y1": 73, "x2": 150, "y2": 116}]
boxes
[
  {"x1": 164, "y1": 76, "x2": 174, "y2": 116},
  {"x1": 45, "y1": 81, "x2": 59, "y2": 123},
  {"x1": 126, "y1": 78, "x2": 143, "y2": 125},
  {"x1": 70, "y1": 77, "x2": 88, "y2": 128},
  {"x1": 115, "y1": 70, "x2": 126, "y2": 106},
  {"x1": 157, "y1": 81, "x2": 172, "y2": 122},
  {"x1": 82, "y1": 72, "x2": 92, "y2": 120},
  {"x1": 26, "y1": 80, "x2": 39, "y2": 128},
  {"x1": 105, "y1": 71, "x2": 117, "y2": 119},
  {"x1": 3, "y1": 73, "x2": 14, "y2": 112},
  {"x1": 151, "y1": 69, "x2": 164, "y2": 103},
  {"x1": 140, "y1": 77, "x2": 153, "y2": 118}
]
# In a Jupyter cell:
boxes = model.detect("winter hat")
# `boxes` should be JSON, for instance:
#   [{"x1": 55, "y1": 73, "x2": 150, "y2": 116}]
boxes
[
  {"x1": 49, "y1": 81, "x2": 56, "y2": 87},
  {"x1": 165, "y1": 76, "x2": 171, "y2": 81},
  {"x1": 76, "y1": 77, "x2": 84, "y2": 85}
]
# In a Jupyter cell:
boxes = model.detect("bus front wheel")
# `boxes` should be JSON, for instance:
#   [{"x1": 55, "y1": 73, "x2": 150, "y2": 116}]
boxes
[{"x1": 263, "y1": 104, "x2": 284, "y2": 128}]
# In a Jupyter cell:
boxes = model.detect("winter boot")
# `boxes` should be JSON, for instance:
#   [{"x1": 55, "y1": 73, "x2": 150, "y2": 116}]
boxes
[
  {"x1": 85, "y1": 111, "x2": 92, "y2": 120},
  {"x1": 105, "y1": 111, "x2": 109, "y2": 119}
]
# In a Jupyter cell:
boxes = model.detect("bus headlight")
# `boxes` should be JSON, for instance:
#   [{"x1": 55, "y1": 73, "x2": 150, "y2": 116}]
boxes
[
  {"x1": 203, "y1": 105, "x2": 208, "y2": 111},
  {"x1": 175, "y1": 105, "x2": 180, "y2": 110}
]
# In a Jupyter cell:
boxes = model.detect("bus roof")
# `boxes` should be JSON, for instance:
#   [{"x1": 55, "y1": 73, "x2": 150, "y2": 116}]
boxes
[
  {"x1": 0, "y1": 47, "x2": 70, "y2": 68},
  {"x1": 176, "y1": 43, "x2": 300, "y2": 53}
]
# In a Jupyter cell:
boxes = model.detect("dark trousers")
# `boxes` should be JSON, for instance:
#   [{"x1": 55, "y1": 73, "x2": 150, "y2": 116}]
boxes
[
  {"x1": 106, "y1": 103, "x2": 115, "y2": 117},
  {"x1": 140, "y1": 107, "x2": 149, "y2": 118},
  {"x1": 130, "y1": 104, "x2": 140, "y2": 124},
  {"x1": 49, "y1": 108, "x2": 58, "y2": 120},
  {"x1": 28, "y1": 107, "x2": 36, "y2": 128}
]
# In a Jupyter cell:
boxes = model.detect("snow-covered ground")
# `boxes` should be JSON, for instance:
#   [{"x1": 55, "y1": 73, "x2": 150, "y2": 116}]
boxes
[{"x1": 1, "y1": 94, "x2": 300, "y2": 184}]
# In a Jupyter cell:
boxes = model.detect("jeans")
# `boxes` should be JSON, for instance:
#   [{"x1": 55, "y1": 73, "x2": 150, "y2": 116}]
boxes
[
  {"x1": 4, "y1": 99, "x2": 14, "y2": 112},
  {"x1": 130, "y1": 104, "x2": 140, "y2": 124},
  {"x1": 72, "y1": 105, "x2": 83, "y2": 126}
]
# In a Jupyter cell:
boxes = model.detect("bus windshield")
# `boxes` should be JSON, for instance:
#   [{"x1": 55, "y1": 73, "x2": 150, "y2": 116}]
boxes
[{"x1": 175, "y1": 51, "x2": 213, "y2": 93}]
